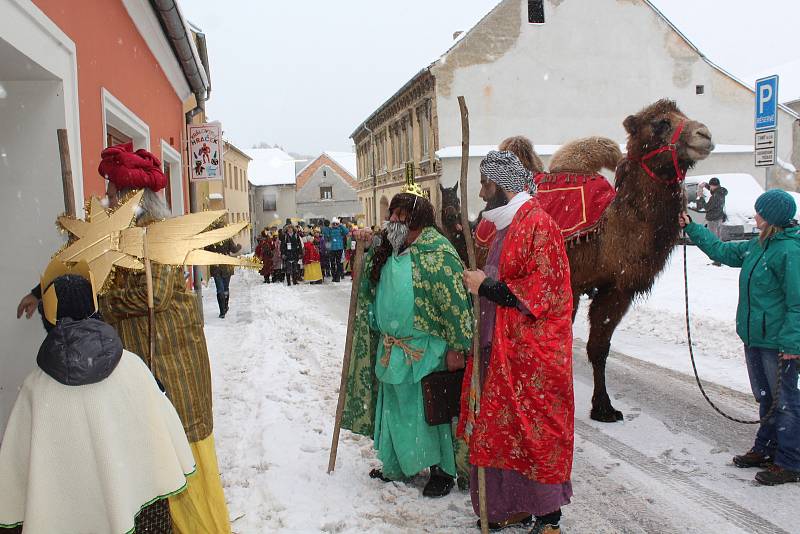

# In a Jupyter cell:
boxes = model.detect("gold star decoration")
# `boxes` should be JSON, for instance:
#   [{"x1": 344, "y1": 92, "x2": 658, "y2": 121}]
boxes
[{"x1": 53, "y1": 190, "x2": 258, "y2": 291}]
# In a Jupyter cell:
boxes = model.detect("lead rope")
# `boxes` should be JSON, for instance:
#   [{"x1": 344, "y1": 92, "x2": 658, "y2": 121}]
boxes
[{"x1": 683, "y1": 235, "x2": 782, "y2": 424}]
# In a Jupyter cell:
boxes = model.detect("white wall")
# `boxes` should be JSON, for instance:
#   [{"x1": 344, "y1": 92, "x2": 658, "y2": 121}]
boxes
[
  {"x1": 433, "y1": 0, "x2": 797, "y2": 190},
  {"x1": 0, "y1": 81, "x2": 68, "y2": 438}
]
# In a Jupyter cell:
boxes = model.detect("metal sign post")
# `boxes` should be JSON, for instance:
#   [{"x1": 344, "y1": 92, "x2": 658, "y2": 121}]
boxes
[{"x1": 754, "y1": 76, "x2": 779, "y2": 188}]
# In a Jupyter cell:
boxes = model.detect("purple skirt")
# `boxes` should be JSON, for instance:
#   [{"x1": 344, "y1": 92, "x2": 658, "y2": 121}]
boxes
[{"x1": 470, "y1": 466, "x2": 572, "y2": 522}]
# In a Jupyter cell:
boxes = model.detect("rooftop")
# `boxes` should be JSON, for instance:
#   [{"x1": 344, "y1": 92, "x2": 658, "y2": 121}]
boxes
[{"x1": 246, "y1": 148, "x2": 297, "y2": 186}]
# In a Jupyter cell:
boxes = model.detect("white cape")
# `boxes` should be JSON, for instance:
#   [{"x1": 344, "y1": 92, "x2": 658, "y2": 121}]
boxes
[{"x1": 0, "y1": 350, "x2": 195, "y2": 533}]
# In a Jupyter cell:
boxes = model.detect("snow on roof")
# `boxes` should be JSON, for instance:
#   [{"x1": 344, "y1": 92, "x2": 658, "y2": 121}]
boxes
[
  {"x1": 323, "y1": 151, "x2": 357, "y2": 178},
  {"x1": 746, "y1": 59, "x2": 800, "y2": 106},
  {"x1": 246, "y1": 148, "x2": 297, "y2": 186},
  {"x1": 685, "y1": 173, "x2": 764, "y2": 226},
  {"x1": 208, "y1": 193, "x2": 223, "y2": 200}
]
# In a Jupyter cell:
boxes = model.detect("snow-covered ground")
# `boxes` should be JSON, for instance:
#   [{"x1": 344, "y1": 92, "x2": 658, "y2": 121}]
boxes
[
  {"x1": 574, "y1": 244, "x2": 752, "y2": 394},
  {"x1": 203, "y1": 248, "x2": 798, "y2": 533}
]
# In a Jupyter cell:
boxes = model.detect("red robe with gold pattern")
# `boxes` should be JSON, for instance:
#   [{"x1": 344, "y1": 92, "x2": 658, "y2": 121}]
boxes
[{"x1": 459, "y1": 197, "x2": 574, "y2": 484}]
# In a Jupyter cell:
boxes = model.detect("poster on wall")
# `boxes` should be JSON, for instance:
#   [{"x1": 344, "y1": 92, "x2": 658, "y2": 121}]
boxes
[{"x1": 188, "y1": 122, "x2": 223, "y2": 181}]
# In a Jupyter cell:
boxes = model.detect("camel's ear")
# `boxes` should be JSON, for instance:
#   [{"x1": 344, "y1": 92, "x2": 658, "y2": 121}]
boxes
[
  {"x1": 451, "y1": 180, "x2": 459, "y2": 192},
  {"x1": 439, "y1": 183, "x2": 445, "y2": 193},
  {"x1": 623, "y1": 115, "x2": 640, "y2": 136}
]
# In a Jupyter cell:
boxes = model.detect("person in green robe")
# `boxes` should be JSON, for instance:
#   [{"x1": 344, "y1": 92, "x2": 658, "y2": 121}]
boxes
[{"x1": 342, "y1": 191, "x2": 473, "y2": 497}]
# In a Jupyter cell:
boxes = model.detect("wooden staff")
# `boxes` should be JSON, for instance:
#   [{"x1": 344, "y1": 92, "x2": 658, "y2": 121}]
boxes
[
  {"x1": 328, "y1": 240, "x2": 366, "y2": 473},
  {"x1": 143, "y1": 227, "x2": 157, "y2": 374},
  {"x1": 457, "y1": 96, "x2": 488, "y2": 534},
  {"x1": 57, "y1": 129, "x2": 76, "y2": 217}
]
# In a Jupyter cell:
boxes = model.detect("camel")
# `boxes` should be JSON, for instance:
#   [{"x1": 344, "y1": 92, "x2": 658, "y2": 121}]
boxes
[{"x1": 441, "y1": 99, "x2": 714, "y2": 422}]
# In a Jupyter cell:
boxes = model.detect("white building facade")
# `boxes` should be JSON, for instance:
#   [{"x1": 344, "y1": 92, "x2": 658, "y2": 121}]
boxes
[{"x1": 353, "y1": 0, "x2": 800, "y2": 218}]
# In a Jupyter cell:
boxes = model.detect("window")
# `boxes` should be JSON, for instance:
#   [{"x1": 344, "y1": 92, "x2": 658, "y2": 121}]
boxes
[
  {"x1": 106, "y1": 125, "x2": 131, "y2": 148},
  {"x1": 161, "y1": 140, "x2": 183, "y2": 215},
  {"x1": 323, "y1": 169, "x2": 327, "y2": 177},
  {"x1": 406, "y1": 114, "x2": 414, "y2": 162},
  {"x1": 528, "y1": 0, "x2": 544, "y2": 23},
  {"x1": 163, "y1": 160, "x2": 172, "y2": 209},
  {"x1": 418, "y1": 104, "x2": 430, "y2": 158},
  {"x1": 696, "y1": 85, "x2": 705, "y2": 95},
  {"x1": 102, "y1": 88, "x2": 149, "y2": 150},
  {"x1": 262, "y1": 194, "x2": 277, "y2": 211},
  {"x1": 320, "y1": 186, "x2": 333, "y2": 200}
]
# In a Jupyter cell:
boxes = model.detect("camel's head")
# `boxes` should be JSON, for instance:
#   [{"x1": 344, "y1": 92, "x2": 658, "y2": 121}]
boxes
[
  {"x1": 623, "y1": 99, "x2": 714, "y2": 175},
  {"x1": 440, "y1": 181, "x2": 461, "y2": 230}
]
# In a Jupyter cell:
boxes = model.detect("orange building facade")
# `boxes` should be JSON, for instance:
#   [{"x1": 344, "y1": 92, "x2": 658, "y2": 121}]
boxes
[{"x1": 0, "y1": 0, "x2": 207, "y2": 437}]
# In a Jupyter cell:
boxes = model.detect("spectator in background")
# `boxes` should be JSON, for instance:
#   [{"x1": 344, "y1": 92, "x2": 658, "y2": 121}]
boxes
[
  {"x1": 255, "y1": 231, "x2": 274, "y2": 284},
  {"x1": 272, "y1": 230, "x2": 284, "y2": 283},
  {"x1": 695, "y1": 177, "x2": 728, "y2": 266},
  {"x1": 281, "y1": 225, "x2": 302, "y2": 286},
  {"x1": 206, "y1": 222, "x2": 242, "y2": 319},
  {"x1": 695, "y1": 177, "x2": 728, "y2": 237},
  {"x1": 323, "y1": 218, "x2": 349, "y2": 282},
  {"x1": 303, "y1": 236, "x2": 323, "y2": 285},
  {"x1": 317, "y1": 228, "x2": 330, "y2": 279}
]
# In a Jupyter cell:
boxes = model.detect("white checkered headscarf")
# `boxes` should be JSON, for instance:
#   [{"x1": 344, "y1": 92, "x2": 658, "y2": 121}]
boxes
[{"x1": 480, "y1": 150, "x2": 536, "y2": 194}]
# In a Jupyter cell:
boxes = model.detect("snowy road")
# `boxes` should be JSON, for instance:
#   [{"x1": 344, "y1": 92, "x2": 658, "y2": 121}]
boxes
[{"x1": 204, "y1": 270, "x2": 799, "y2": 533}]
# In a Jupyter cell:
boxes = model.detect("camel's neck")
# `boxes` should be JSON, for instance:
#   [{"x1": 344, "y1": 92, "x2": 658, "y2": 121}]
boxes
[
  {"x1": 613, "y1": 160, "x2": 684, "y2": 218},
  {"x1": 610, "y1": 159, "x2": 684, "y2": 257}
]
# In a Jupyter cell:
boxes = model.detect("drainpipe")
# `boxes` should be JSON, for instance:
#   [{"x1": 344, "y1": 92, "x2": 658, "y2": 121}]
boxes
[
  {"x1": 150, "y1": 0, "x2": 209, "y2": 105},
  {"x1": 150, "y1": 0, "x2": 210, "y2": 307},
  {"x1": 185, "y1": 105, "x2": 204, "y2": 308}
]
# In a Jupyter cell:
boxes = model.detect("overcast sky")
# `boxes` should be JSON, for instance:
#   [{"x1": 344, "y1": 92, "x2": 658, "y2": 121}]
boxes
[{"x1": 183, "y1": 0, "x2": 798, "y2": 156}]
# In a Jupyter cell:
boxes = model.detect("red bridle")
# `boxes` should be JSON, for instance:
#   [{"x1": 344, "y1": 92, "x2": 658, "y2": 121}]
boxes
[{"x1": 637, "y1": 120, "x2": 687, "y2": 185}]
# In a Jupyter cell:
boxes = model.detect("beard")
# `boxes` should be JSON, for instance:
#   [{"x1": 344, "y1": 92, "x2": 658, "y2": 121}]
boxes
[
  {"x1": 485, "y1": 187, "x2": 510, "y2": 211},
  {"x1": 385, "y1": 221, "x2": 410, "y2": 253}
]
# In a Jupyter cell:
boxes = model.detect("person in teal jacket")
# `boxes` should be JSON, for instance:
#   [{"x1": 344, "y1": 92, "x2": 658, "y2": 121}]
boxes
[{"x1": 680, "y1": 189, "x2": 799, "y2": 486}]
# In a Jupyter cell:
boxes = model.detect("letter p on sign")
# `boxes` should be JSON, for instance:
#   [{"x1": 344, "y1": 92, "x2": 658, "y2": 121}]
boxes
[{"x1": 758, "y1": 85, "x2": 772, "y2": 114}]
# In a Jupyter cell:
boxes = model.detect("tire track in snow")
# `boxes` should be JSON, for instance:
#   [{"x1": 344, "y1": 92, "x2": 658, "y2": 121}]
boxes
[{"x1": 575, "y1": 420, "x2": 789, "y2": 534}]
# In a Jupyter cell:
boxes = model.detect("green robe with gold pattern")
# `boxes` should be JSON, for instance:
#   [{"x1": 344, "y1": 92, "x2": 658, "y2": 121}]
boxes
[{"x1": 341, "y1": 226, "x2": 473, "y2": 479}]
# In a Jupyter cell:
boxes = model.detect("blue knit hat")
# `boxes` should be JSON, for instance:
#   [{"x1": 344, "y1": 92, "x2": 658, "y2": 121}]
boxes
[{"x1": 754, "y1": 189, "x2": 797, "y2": 227}]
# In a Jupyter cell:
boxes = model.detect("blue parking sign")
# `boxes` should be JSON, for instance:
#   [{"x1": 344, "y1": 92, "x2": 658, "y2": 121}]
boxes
[{"x1": 755, "y1": 76, "x2": 779, "y2": 131}]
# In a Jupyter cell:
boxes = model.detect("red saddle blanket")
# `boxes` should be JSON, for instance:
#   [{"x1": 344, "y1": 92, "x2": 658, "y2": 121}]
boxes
[
  {"x1": 474, "y1": 173, "x2": 615, "y2": 247},
  {"x1": 533, "y1": 172, "x2": 616, "y2": 241}
]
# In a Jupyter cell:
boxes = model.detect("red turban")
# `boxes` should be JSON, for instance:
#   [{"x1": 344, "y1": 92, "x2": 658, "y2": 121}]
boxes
[{"x1": 98, "y1": 142, "x2": 167, "y2": 192}]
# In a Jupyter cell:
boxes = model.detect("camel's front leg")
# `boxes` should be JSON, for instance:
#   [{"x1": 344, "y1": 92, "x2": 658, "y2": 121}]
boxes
[{"x1": 586, "y1": 287, "x2": 634, "y2": 422}]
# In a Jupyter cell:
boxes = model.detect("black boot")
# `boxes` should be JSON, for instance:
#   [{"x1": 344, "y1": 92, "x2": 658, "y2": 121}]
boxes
[
  {"x1": 216, "y1": 293, "x2": 226, "y2": 318},
  {"x1": 755, "y1": 465, "x2": 800, "y2": 485},
  {"x1": 422, "y1": 465, "x2": 454, "y2": 497},
  {"x1": 733, "y1": 449, "x2": 773, "y2": 468},
  {"x1": 223, "y1": 292, "x2": 230, "y2": 316}
]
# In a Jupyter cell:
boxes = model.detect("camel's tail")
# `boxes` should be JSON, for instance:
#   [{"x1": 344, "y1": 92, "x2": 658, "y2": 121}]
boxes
[{"x1": 548, "y1": 136, "x2": 623, "y2": 174}]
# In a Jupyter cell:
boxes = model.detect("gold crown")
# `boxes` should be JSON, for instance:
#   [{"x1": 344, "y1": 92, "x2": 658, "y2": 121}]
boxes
[{"x1": 402, "y1": 162, "x2": 425, "y2": 198}]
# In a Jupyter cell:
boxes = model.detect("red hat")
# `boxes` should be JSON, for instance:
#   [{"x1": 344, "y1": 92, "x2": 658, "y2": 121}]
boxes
[{"x1": 98, "y1": 142, "x2": 167, "y2": 192}]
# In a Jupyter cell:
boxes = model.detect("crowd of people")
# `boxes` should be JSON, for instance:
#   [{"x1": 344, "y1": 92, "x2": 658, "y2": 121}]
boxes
[
  {"x1": 1, "y1": 134, "x2": 797, "y2": 534},
  {"x1": 254, "y1": 218, "x2": 377, "y2": 287}
]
